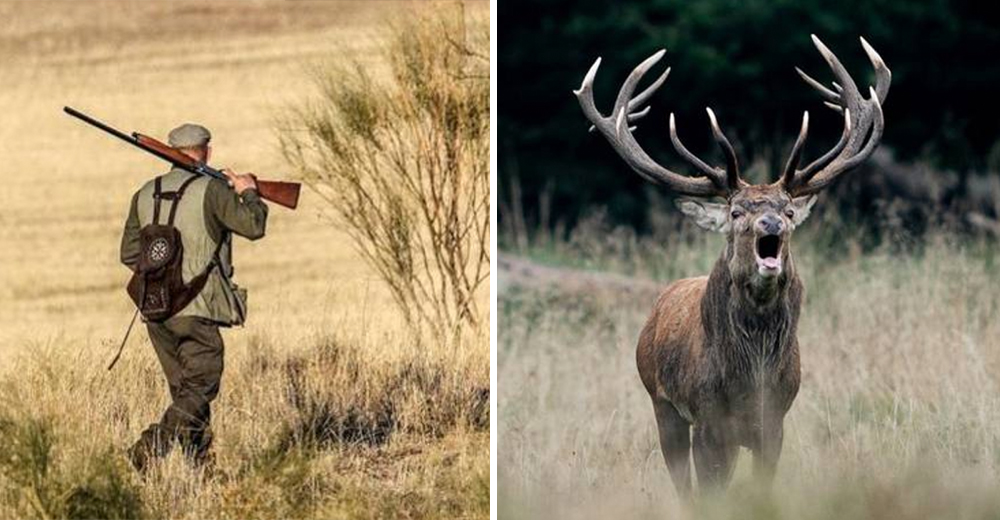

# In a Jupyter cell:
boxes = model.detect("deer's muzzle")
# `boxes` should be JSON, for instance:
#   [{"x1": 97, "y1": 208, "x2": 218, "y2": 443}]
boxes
[{"x1": 755, "y1": 234, "x2": 783, "y2": 276}]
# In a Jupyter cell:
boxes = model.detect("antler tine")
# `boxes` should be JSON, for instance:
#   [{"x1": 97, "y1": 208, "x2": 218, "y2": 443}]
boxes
[
  {"x1": 795, "y1": 67, "x2": 840, "y2": 103},
  {"x1": 793, "y1": 109, "x2": 851, "y2": 187},
  {"x1": 706, "y1": 108, "x2": 741, "y2": 191},
  {"x1": 809, "y1": 35, "x2": 863, "y2": 108},
  {"x1": 574, "y1": 51, "x2": 725, "y2": 197},
  {"x1": 823, "y1": 101, "x2": 844, "y2": 114},
  {"x1": 669, "y1": 113, "x2": 727, "y2": 188},
  {"x1": 628, "y1": 105, "x2": 652, "y2": 121},
  {"x1": 590, "y1": 104, "x2": 652, "y2": 133},
  {"x1": 574, "y1": 57, "x2": 604, "y2": 121},
  {"x1": 860, "y1": 36, "x2": 891, "y2": 102},
  {"x1": 782, "y1": 111, "x2": 809, "y2": 187},
  {"x1": 629, "y1": 66, "x2": 671, "y2": 111}
]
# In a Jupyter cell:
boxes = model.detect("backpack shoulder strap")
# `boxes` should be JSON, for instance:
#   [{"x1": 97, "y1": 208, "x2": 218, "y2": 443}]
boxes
[
  {"x1": 166, "y1": 174, "x2": 201, "y2": 227},
  {"x1": 152, "y1": 176, "x2": 164, "y2": 225}
]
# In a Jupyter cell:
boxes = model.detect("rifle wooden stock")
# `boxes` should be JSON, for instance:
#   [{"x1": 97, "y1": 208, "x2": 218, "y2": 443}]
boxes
[
  {"x1": 135, "y1": 134, "x2": 196, "y2": 167},
  {"x1": 255, "y1": 180, "x2": 301, "y2": 210}
]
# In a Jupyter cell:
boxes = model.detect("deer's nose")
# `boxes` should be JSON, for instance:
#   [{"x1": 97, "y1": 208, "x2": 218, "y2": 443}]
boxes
[{"x1": 757, "y1": 214, "x2": 784, "y2": 235}]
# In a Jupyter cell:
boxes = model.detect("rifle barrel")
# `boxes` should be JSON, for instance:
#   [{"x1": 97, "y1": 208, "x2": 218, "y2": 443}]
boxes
[
  {"x1": 64, "y1": 106, "x2": 137, "y2": 145},
  {"x1": 194, "y1": 163, "x2": 228, "y2": 182},
  {"x1": 65, "y1": 106, "x2": 213, "y2": 177}
]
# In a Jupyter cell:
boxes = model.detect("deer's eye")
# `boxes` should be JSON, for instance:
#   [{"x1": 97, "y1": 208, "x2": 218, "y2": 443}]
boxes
[
  {"x1": 731, "y1": 209, "x2": 744, "y2": 219},
  {"x1": 784, "y1": 208, "x2": 795, "y2": 218}
]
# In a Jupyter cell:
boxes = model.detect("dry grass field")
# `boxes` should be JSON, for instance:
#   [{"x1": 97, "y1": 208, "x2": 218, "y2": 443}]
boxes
[
  {"x1": 499, "y1": 220, "x2": 1000, "y2": 519},
  {"x1": 0, "y1": 2, "x2": 488, "y2": 519}
]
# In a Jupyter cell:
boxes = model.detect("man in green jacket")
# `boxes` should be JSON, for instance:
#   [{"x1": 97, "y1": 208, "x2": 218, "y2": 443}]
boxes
[{"x1": 120, "y1": 123, "x2": 267, "y2": 472}]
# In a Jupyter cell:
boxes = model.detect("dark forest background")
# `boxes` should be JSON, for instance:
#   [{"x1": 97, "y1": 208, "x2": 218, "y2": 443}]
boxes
[{"x1": 499, "y1": 0, "x2": 1000, "y2": 245}]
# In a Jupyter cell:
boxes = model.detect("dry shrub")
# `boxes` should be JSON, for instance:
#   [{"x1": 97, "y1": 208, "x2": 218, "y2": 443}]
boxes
[{"x1": 281, "y1": 4, "x2": 490, "y2": 343}]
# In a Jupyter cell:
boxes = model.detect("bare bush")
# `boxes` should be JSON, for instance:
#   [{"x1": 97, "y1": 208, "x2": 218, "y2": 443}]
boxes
[{"x1": 281, "y1": 6, "x2": 490, "y2": 343}]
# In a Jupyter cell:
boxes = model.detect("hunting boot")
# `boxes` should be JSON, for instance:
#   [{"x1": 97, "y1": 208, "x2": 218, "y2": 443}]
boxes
[
  {"x1": 190, "y1": 426, "x2": 216, "y2": 475},
  {"x1": 182, "y1": 425, "x2": 214, "y2": 466},
  {"x1": 128, "y1": 424, "x2": 173, "y2": 474}
]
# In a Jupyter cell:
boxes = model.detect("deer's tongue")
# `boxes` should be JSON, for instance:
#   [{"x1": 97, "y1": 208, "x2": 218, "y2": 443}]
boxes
[{"x1": 761, "y1": 256, "x2": 781, "y2": 269}]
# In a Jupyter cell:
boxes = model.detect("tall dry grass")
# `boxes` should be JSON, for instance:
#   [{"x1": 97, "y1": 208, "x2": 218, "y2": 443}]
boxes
[
  {"x1": 1, "y1": 327, "x2": 489, "y2": 519},
  {"x1": 499, "y1": 215, "x2": 1000, "y2": 519}
]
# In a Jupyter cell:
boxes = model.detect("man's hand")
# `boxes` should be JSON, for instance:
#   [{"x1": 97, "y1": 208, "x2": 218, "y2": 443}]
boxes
[{"x1": 222, "y1": 168, "x2": 258, "y2": 195}]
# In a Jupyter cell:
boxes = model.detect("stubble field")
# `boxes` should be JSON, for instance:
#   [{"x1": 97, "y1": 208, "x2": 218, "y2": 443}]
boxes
[
  {"x1": 498, "y1": 221, "x2": 1000, "y2": 519},
  {"x1": 0, "y1": 2, "x2": 488, "y2": 519}
]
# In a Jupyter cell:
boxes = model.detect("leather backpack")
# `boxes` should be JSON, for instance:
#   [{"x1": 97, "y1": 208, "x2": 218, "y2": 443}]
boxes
[{"x1": 127, "y1": 175, "x2": 221, "y2": 322}]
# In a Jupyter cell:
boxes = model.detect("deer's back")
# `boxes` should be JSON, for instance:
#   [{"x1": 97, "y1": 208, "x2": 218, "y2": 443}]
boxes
[{"x1": 636, "y1": 276, "x2": 707, "y2": 415}]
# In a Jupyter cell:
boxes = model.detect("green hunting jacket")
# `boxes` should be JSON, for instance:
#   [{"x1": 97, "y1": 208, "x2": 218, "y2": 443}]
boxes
[{"x1": 120, "y1": 167, "x2": 269, "y2": 325}]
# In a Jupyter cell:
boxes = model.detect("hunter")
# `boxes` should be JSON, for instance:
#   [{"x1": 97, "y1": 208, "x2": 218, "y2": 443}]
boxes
[{"x1": 119, "y1": 123, "x2": 267, "y2": 471}]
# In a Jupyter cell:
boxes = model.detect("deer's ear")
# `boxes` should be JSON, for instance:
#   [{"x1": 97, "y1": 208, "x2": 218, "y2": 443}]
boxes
[
  {"x1": 676, "y1": 199, "x2": 730, "y2": 233},
  {"x1": 790, "y1": 195, "x2": 818, "y2": 226}
]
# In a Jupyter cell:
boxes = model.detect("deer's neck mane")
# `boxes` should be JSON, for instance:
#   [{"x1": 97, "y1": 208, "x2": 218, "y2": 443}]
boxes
[{"x1": 700, "y1": 248, "x2": 803, "y2": 373}]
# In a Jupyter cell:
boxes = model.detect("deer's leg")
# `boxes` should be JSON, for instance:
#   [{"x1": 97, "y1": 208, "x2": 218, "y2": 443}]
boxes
[
  {"x1": 692, "y1": 422, "x2": 738, "y2": 491},
  {"x1": 752, "y1": 416, "x2": 784, "y2": 486},
  {"x1": 652, "y1": 399, "x2": 692, "y2": 496}
]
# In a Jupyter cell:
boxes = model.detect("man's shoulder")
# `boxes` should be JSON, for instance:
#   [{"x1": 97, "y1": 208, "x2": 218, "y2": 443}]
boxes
[
  {"x1": 203, "y1": 176, "x2": 231, "y2": 204},
  {"x1": 132, "y1": 176, "x2": 157, "y2": 199}
]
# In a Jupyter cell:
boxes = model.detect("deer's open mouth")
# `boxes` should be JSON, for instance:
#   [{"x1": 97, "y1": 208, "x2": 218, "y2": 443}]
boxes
[{"x1": 755, "y1": 234, "x2": 783, "y2": 276}]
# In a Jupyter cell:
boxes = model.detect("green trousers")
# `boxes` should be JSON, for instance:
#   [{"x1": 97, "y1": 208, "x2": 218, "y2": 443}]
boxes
[{"x1": 129, "y1": 316, "x2": 224, "y2": 471}]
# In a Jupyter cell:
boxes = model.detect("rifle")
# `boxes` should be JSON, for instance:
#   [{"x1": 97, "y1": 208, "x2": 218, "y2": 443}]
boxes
[{"x1": 64, "y1": 106, "x2": 300, "y2": 209}]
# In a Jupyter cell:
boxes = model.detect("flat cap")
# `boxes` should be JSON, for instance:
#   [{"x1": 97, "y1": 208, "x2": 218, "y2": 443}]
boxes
[{"x1": 167, "y1": 123, "x2": 211, "y2": 148}]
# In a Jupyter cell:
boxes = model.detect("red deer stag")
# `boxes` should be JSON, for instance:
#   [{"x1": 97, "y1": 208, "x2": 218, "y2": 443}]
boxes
[{"x1": 574, "y1": 35, "x2": 890, "y2": 493}]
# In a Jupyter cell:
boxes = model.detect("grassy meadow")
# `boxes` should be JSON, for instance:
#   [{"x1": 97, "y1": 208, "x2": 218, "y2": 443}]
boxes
[
  {"x1": 498, "y1": 215, "x2": 1000, "y2": 519},
  {"x1": 0, "y1": 2, "x2": 488, "y2": 519}
]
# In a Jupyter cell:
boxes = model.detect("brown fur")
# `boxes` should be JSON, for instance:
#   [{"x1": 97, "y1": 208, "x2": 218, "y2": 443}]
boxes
[{"x1": 637, "y1": 185, "x2": 805, "y2": 494}]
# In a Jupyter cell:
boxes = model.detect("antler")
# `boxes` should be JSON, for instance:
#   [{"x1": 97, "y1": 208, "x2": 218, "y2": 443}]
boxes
[
  {"x1": 574, "y1": 50, "x2": 740, "y2": 198},
  {"x1": 782, "y1": 35, "x2": 891, "y2": 196}
]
